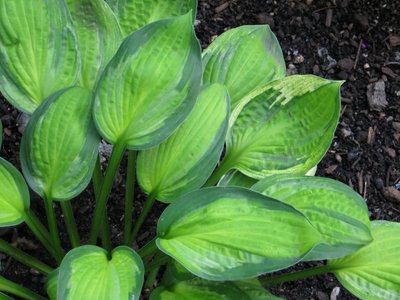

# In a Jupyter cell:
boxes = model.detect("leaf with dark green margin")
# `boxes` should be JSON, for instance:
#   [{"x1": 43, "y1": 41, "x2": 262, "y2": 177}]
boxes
[
  {"x1": 106, "y1": 0, "x2": 197, "y2": 37},
  {"x1": 58, "y1": 246, "x2": 144, "y2": 300},
  {"x1": 202, "y1": 25, "x2": 286, "y2": 110},
  {"x1": 151, "y1": 278, "x2": 281, "y2": 300},
  {"x1": 218, "y1": 170, "x2": 258, "y2": 188},
  {"x1": 252, "y1": 175, "x2": 372, "y2": 260},
  {"x1": 156, "y1": 187, "x2": 320, "y2": 281},
  {"x1": 0, "y1": 0, "x2": 79, "y2": 114},
  {"x1": 220, "y1": 75, "x2": 342, "y2": 179},
  {"x1": 65, "y1": 0, "x2": 122, "y2": 88},
  {"x1": 137, "y1": 84, "x2": 229, "y2": 202},
  {"x1": 45, "y1": 269, "x2": 58, "y2": 300},
  {"x1": 20, "y1": 87, "x2": 99, "y2": 201},
  {"x1": 94, "y1": 13, "x2": 202, "y2": 150},
  {"x1": 0, "y1": 158, "x2": 30, "y2": 227},
  {"x1": 328, "y1": 221, "x2": 400, "y2": 300}
]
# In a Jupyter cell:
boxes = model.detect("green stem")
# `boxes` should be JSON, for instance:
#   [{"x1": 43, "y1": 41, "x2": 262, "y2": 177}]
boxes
[
  {"x1": 24, "y1": 210, "x2": 55, "y2": 258},
  {"x1": 43, "y1": 198, "x2": 63, "y2": 264},
  {"x1": 89, "y1": 142, "x2": 126, "y2": 244},
  {"x1": 204, "y1": 156, "x2": 233, "y2": 187},
  {"x1": 0, "y1": 239, "x2": 53, "y2": 275},
  {"x1": 146, "y1": 254, "x2": 169, "y2": 272},
  {"x1": 144, "y1": 265, "x2": 160, "y2": 290},
  {"x1": 92, "y1": 156, "x2": 112, "y2": 252},
  {"x1": 0, "y1": 277, "x2": 46, "y2": 300},
  {"x1": 59, "y1": 201, "x2": 80, "y2": 248},
  {"x1": 124, "y1": 151, "x2": 137, "y2": 245},
  {"x1": 260, "y1": 265, "x2": 332, "y2": 287},
  {"x1": 129, "y1": 194, "x2": 156, "y2": 245},
  {"x1": 137, "y1": 239, "x2": 158, "y2": 260}
]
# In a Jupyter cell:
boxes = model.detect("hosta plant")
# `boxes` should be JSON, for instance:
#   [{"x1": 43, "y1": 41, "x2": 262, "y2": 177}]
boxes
[{"x1": 0, "y1": 1, "x2": 399, "y2": 299}]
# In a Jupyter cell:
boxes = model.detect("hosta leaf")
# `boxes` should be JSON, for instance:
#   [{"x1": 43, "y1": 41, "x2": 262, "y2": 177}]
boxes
[
  {"x1": 0, "y1": 292, "x2": 13, "y2": 300},
  {"x1": 106, "y1": 0, "x2": 197, "y2": 37},
  {"x1": 328, "y1": 221, "x2": 400, "y2": 300},
  {"x1": 151, "y1": 278, "x2": 281, "y2": 300},
  {"x1": 202, "y1": 25, "x2": 285, "y2": 110},
  {"x1": 65, "y1": 0, "x2": 122, "y2": 88},
  {"x1": 0, "y1": 158, "x2": 30, "y2": 227},
  {"x1": 94, "y1": 14, "x2": 202, "y2": 149},
  {"x1": 218, "y1": 170, "x2": 257, "y2": 188},
  {"x1": 46, "y1": 269, "x2": 58, "y2": 300},
  {"x1": 252, "y1": 175, "x2": 372, "y2": 260},
  {"x1": 20, "y1": 87, "x2": 99, "y2": 201},
  {"x1": 156, "y1": 187, "x2": 320, "y2": 281},
  {"x1": 58, "y1": 246, "x2": 144, "y2": 300},
  {"x1": 137, "y1": 84, "x2": 229, "y2": 202},
  {"x1": 0, "y1": 0, "x2": 79, "y2": 114},
  {"x1": 222, "y1": 75, "x2": 341, "y2": 179}
]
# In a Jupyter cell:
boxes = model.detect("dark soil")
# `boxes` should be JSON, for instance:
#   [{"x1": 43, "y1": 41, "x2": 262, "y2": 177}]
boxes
[{"x1": 1, "y1": 0, "x2": 399, "y2": 299}]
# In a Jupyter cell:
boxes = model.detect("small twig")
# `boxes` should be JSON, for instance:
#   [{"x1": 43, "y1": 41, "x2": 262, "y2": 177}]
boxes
[{"x1": 354, "y1": 40, "x2": 363, "y2": 70}]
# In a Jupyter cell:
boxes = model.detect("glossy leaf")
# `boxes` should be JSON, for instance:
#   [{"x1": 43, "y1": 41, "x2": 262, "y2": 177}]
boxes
[
  {"x1": 0, "y1": 158, "x2": 30, "y2": 227},
  {"x1": 106, "y1": 0, "x2": 197, "y2": 37},
  {"x1": 46, "y1": 269, "x2": 58, "y2": 300},
  {"x1": 65, "y1": 0, "x2": 122, "y2": 88},
  {"x1": 0, "y1": 0, "x2": 79, "y2": 114},
  {"x1": 328, "y1": 221, "x2": 400, "y2": 300},
  {"x1": 156, "y1": 187, "x2": 320, "y2": 281},
  {"x1": 20, "y1": 87, "x2": 99, "y2": 201},
  {"x1": 94, "y1": 14, "x2": 202, "y2": 149},
  {"x1": 253, "y1": 175, "x2": 372, "y2": 260},
  {"x1": 151, "y1": 278, "x2": 281, "y2": 300},
  {"x1": 58, "y1": 246, "x2": 144, "y2": 300},
  {"x1": 203, "y1": 25, "x2": 286, "y2": 110},
  {"x1": 218, "y1": 170, "x2": 257, "y2": 188},
  {"x1": 222, "y1": 75, "x2": 341, "y2": 179},
  {"x1": 137, "y1": 84, "x2": 229, "y2": 202}
]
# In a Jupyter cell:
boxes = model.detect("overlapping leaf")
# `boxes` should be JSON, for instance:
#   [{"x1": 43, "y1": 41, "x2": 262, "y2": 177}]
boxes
[
  {"x1": 218, "y1": 170, "x2": 257, "y2": 188},
  {"x1": 45, "y1": 269, "x2": 58, "y2": 300},
  {"x1": 151, "y1": 278, "x2": 281, "y2": 300},
  {"x1": 0, "y1": 158, "x2": 30, "y2": 227},
  {"x1": 58, "y1": 246, "x2": 144, "y2": 300},
  {"x1": 20, "y1": 87, "x2": 99, "y2": 201},
  {"x1": 106, "y1": 0, "x2": 197, "y2": 37},
  {"x1": 65, "y1": 0, "x2": 122, "y2": 88},
  {"x1": 0, "y1": 0, "x2": 79, "y2": 114},
  {"x1": 137, "y1": 84, "x2": 229, "y2": 202},
  {"x1": 203, "y1": 25, "x2": 286, "y2": 110},
  {"x1": 93, "y1": 13, "x2": 202, "y2": 149},
  {"x1": 253, "y1": 175, "x2": 372, "y2": 260},
  {"x1": 221, "y1": 75, "x2": 341, "y2": 179},
  {"x1": 328, "y1": 221, "x2": 400, "y2": 300},
  {"x1": 156, "y1": 187, "x2": 320, "y2": 281}
]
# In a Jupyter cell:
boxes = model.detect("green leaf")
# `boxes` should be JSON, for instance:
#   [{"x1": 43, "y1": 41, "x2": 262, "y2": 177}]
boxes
[
  {"x1": 151, "y1": 278, "x2": 281, "y2": 300},
  {"x1": 0, "y1": 0, "x2": 79, "y2": 114},
  {"x1": 202, "y1": 25, "x2": 285, "y2": 110},
  {"x1": 328, "y1": 221, "x2": 400, "y2": 300},
  {"x1": 20, "y1": 87, "x2": 99, "y2": 201},
  {"x1": 93, "y1": 13, "x2": 202, "y2": 149},
  {"x1": 137, "y1": 84, "x2": 229, "y2": 202},
  {"x1": 222, "y1": 75, "x2": 342, "y2": 179},
  {"x1": 0, "y1": 158, "x2": 30, "y2": 227},
  {"x1": 252, "y1": 175, "x2": 372, "y2": 260},
  {"x1": 58, "y1": 246, "x2": 144, "y2": 300},
  {"x1": 218, "y1": 170, "x2": 257, "y2": 188},
  {"x1": 0, "y1": 292, "x2": 14, "y2": 300},
  {"x1": 65, "y1": 0, "x2": 122, "y2": 88},
  {"x1": 106, "y1": 0, "x2": 197, "y2": 37},
  {"x1": 156, "y1": 187, "x2": 320, "y2": 281},
  {"x1": 45, "y1": 269, "x2": 58, "y2": 300}
]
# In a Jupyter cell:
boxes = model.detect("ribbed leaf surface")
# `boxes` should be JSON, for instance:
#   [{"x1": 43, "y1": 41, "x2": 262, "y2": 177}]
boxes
[
  {"x1": 151, "y1": 278, "x2": 281, "y2": 300},
  {"x1": 106, "y1": 0, "x2": 197, "y2": 36},
  {"x1": 329, "y1": 221, "x2": 400, "y2": 300},
  {"x1": 253, "y1": 175, "x2": 372, "y2": 260},
  {"x1": 137, "y1": 84, "x2": 229, "y2": 202},
  {"x1": 20, "y1": 87, "x2": 99, "y2": 201},
  {"x1": 0, "y1": 0, "x2": 79, "y2": 114},
  {"x1": 224, "y1": 75, "x2": 341, "y2": 179},
  {"x1": 157, "y1": 187, "x2": 320, "y2": 281},
  {"x1": 94, "y1": 14, "x2": 202, "y2": 149},
  {"x1": 218, "y1": 170, "x2": 257, "y2": 188},
  {"x1": 58, "y1": 246, "x2": 144, "y2": 300},
  {"x1": 0, "y1": 158, "x2": 30, "y2": 226},
  {"x1": 65, "y1": 0, "x2": 122, "y2": 88},
  {"x1": 203, "y1": 25, "x2": 285, "y2": 110}
]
